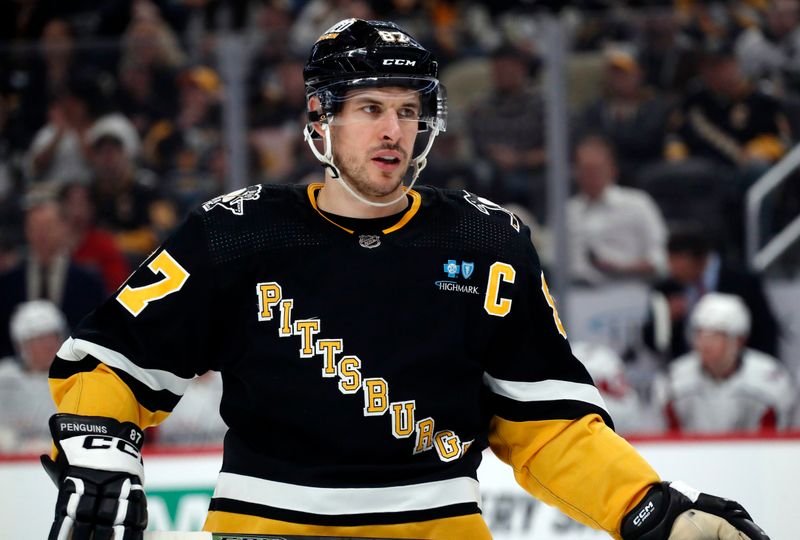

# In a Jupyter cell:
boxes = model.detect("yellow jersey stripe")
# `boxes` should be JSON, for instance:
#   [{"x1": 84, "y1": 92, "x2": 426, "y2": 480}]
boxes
[
  {"x1": 49, "y1": 363, "x2": 170, "y2": 431},
  {"x1": 306, "y1": 183, "x2": 355, "y2": 234},
  {"x1": 204, "y1": 511, "x2": 491, "y2": 539},
  {"x1": 305, "y1": 183, "x2": 422, "y2": 234},
  {"x1": 382, "y1": 188, "x2": 421, "y2": 234}
]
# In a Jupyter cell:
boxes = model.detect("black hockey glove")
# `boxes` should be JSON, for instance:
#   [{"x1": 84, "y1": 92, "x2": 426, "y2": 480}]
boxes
[
  {"x1": 42, "y1": 413, "x2": 148, "y2": 540},
  {"x1": 621, "y1": 481, "x2": 769, "y2": 540}
]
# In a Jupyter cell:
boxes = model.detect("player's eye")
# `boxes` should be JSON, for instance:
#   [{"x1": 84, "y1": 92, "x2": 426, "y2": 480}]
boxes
[
  {"x1": 361, "y1": 104, "x2": 381, "y2": 115},
  {"x1": 398, "y1": 107, "x2": 419, "y2": 119}
]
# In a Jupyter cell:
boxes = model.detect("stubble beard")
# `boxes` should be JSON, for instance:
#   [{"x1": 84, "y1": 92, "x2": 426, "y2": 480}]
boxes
[{"x1": 336, "y1": 147, "x2": 410, "y2": 200}]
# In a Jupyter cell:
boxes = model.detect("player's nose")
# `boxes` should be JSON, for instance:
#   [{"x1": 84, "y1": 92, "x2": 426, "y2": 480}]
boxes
[{"x1": 379, "y1": 109, "x2": 403, "y2": 142}]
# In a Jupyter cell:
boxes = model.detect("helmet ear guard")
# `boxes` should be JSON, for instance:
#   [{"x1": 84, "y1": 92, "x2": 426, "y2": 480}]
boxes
[
  {"x1": 307, "y1": 110, "x2": 326, "y2": 123},
  {"x1": 304, "y1": 108, "x2": 328, "y2": 140}
]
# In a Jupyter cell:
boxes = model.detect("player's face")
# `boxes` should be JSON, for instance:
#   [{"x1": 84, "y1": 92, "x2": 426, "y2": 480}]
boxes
[
  {"x1": 330, "y1": 87, "x2": 420, "y2": 199},
  {"x1": 693, "y1": 329, "x2": 740, "y2": 378}
]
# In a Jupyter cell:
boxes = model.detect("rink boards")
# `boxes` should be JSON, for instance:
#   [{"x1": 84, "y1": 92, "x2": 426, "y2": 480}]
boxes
[{"x1": 1, "y1": 436, "x2": 796, "y2": 540}]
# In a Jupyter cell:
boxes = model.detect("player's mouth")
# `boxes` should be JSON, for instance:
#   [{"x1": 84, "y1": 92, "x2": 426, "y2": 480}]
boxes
[{"x1": 371, "y1": 150, "x2": 403, "y2": 171}]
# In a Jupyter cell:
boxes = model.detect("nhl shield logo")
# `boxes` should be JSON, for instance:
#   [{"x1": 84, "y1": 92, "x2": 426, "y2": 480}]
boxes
[
  {"x1": 462, "y1": 262, "x2": 475, "y2": 279},
  {"x1": 202, "y1": 185, "x2": 262, "y2": 216},
  {"x1": 359, "y1": 235, "x2": 381, "y2": 249}
]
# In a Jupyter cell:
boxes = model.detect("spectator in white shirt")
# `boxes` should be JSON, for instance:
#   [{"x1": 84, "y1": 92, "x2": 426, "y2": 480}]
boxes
[
  {"x1": 567, "y1": 136, "x2": 668, "y2": 285},
  {"x1": 24, "y1": 74, "x2": 106, "y2": 185},
  {"x1": 0, "y1": 300, "x2": 66, "y2": 453},
  {"x1": 653, "y1": 293, "x2": 795, "y2": 434}
]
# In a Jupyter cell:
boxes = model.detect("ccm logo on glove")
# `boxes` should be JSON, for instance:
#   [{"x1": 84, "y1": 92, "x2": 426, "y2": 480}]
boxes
[
  {"x1": 82, "y1": 435, "x2": 141, "y2": 458},
  {"x1": 632, "y1": 500, "x2": 655, "y2": 527}
]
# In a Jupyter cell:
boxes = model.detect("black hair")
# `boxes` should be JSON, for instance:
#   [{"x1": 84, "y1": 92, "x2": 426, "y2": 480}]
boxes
[
  {"x1": 56, "y1": 70, "x2": 110, "y2": 118},
  {"x1": 667, "y1": 223, "x2": 711, "y2": 257},
  {"x1": 57, "y1": 180, "x2": 98, "y2": 209}
]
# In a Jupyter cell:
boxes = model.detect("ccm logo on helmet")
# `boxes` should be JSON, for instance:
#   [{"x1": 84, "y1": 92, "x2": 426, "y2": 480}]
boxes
[{"x1": 383, "y1": 58, "x2": 416, "y2": 66}]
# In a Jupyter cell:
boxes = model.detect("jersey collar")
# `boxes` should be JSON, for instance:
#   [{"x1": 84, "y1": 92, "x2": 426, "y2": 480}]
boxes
[{"x1": 306, "y1": 183, "x2": 422, "y2": 234}]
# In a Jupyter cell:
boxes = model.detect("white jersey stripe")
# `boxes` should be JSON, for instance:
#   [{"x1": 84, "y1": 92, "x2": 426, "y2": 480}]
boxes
[
  {"x1": 57, "y1": 337, "x2": 192, "y2": 395},
  {"x1": 213, "y1": 472, "x2": 482, "y2": 514},
  {"x1": 483, "y1": 374, "x2": 608, "y2": 412}
]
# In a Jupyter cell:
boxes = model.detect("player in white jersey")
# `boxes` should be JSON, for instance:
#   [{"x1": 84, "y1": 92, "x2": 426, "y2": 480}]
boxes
[
  {"x1": 654, "y1": 292, "x2": 796, "y2": 433},
  {"x1": 0, "y1": 300, "x2": 65, "y2": 452},
  {"x1": 570, "y1": 341, "x2": 659, "y2": 435}
]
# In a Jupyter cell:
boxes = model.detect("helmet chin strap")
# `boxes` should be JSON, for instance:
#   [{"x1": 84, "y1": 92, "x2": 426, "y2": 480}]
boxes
[{"x1": 303, "y1": 120, "x2": 439, "y2": 208}]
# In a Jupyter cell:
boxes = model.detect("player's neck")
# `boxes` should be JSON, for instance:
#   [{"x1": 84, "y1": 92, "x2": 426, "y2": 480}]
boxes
[{"x1": 317, "y1": 177, "x2": 409, "y2": 218}]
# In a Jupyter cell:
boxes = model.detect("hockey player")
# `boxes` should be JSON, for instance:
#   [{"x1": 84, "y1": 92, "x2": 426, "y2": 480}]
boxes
[
  {"x1": 8, "y1": 299, "x2": 67, "y2": 374},
  {"x1": 654, "y1": 292, "x2": 795, "y2": 433},
  {"x1": 570, "y1": 341, "x2": 657, "y2": 436},
  {"x1": 43, "y1": 19, "x2": 769, "y2": 540},
  {"x1": 0, "y1": 300, "x2": 66, "y2": 452}
]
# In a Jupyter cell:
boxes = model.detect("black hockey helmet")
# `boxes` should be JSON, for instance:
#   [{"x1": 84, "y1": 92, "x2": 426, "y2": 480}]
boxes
[
  {"x1": 303, "y1": 18, "x2": 446, "y2": 133},
  {"x1": 304, "y1": 19, "x2": 438, "y2": 87}
]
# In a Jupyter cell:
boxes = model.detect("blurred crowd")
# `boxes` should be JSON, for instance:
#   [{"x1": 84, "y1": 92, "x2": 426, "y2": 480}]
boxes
[{"x1": 1, "y1": 0, "x2": 800, "y2": 453}]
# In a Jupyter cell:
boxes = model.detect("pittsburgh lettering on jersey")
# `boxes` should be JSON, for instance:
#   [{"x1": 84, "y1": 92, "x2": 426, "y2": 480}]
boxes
[
  {"x1": 390, "y1": 401, "x2": 416, "y2": 438},
  {"x1": 294, "y1": 319, "x2": 321, "y2": 357},
  {"x1": 413, "y1": 417, "x2": 435, "y2": 454},
  {"x1": 257, "y1": 283, "x2": 282, "y2": 321},
  {"x1": 279, "y1": 299, "x2": 294, "y2": 337},
  {"x1": 316, "y1": 339, "x2": 343, "y2": 377},
  {"x1": 255, "y1": 280, "x2": 470, "y2": 463},
  {"x1": 338, "y1": 355, "x2": 362, "y2": 393},
  {"x1": 434, "y1": 430, "x2": 461, "y2": 462},
  {"x1": 363, "y1": 378, "x2": 389, "y2": 416}
]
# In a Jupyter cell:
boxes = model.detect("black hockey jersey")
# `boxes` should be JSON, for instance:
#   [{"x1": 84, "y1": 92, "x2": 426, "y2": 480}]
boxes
[{"x1": 49, "y1": 184, "x2": 659, "y2": 539}]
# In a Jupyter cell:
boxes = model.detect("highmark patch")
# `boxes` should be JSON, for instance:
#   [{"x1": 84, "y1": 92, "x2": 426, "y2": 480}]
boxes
[
  {"x1": 434, "y1": 280, "x2": 480, "y2": 295},
  {"x1": 442, "y1": 260, "x2": 475, "y2": 279},
  {"x1": 443, "y1": 259, "x2": 460, "y2": 278}
]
